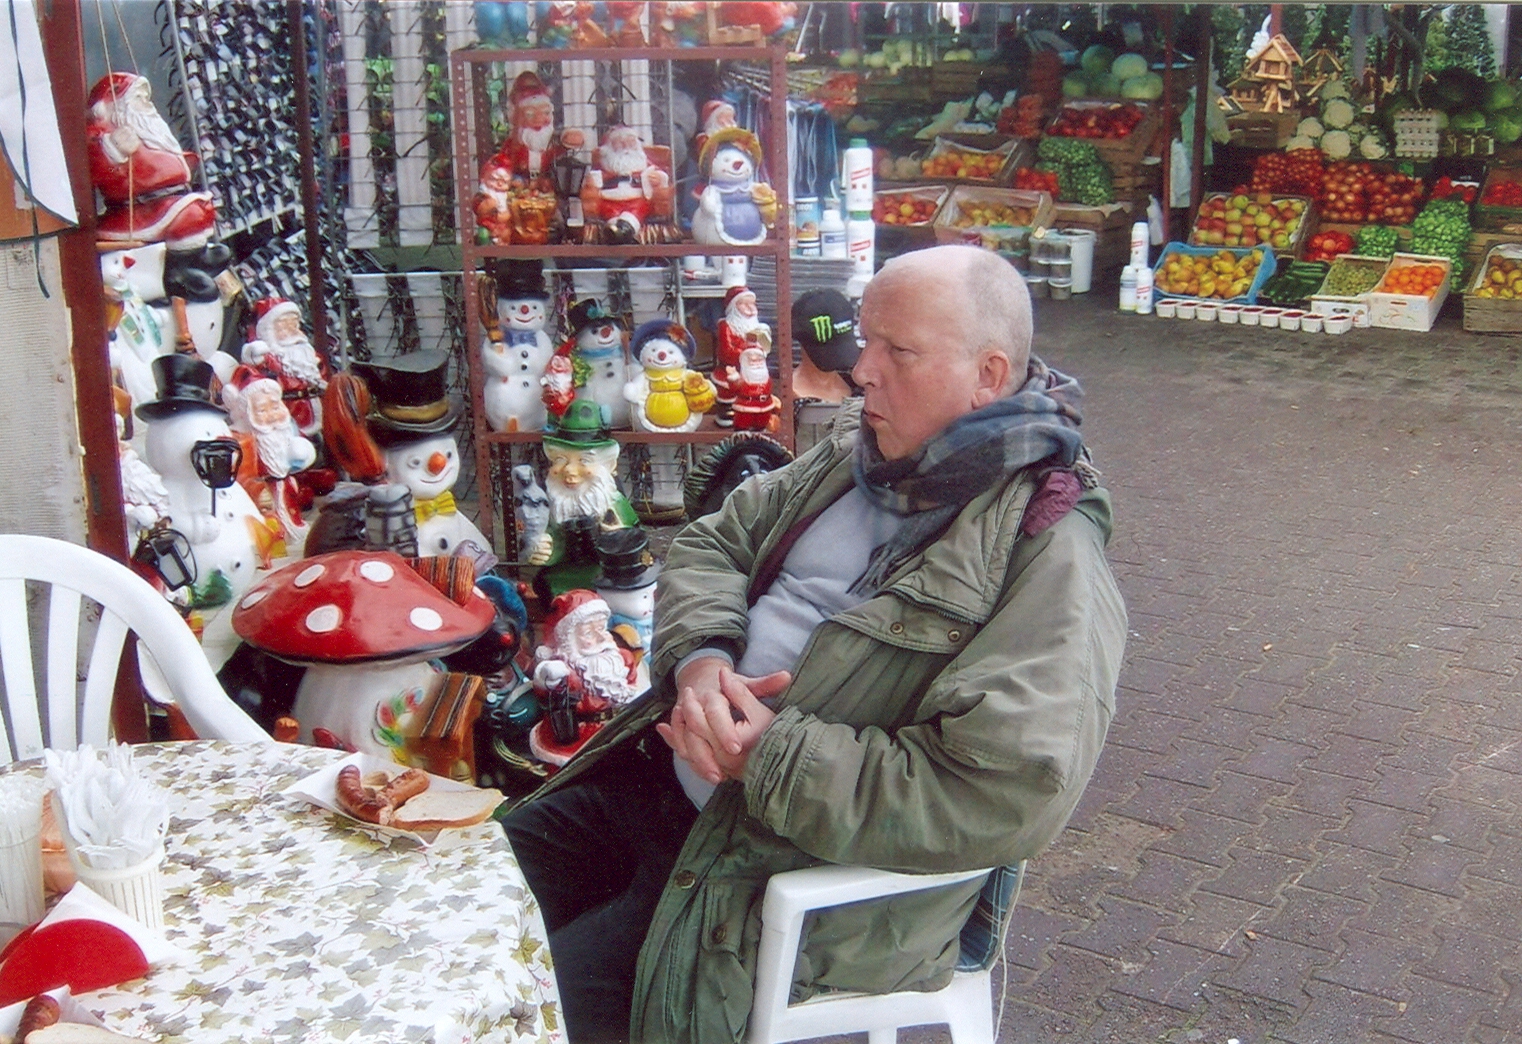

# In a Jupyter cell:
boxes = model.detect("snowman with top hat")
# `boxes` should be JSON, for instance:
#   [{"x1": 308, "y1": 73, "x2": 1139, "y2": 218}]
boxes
[
  {"x1": 137, "y1": 353, "x2": 270, "y2": 606},
  {"x1": 355, "y1": 350, "x2": 497, "y2": 575},
  {"x1": 483, "y1": 260, "x2": 555, "y2": 433}
]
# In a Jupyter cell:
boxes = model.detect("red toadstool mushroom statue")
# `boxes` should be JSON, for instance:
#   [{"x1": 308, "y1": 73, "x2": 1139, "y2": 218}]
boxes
[{"x1": 232, "y1": 550, "x2": 495, "y2": 758}]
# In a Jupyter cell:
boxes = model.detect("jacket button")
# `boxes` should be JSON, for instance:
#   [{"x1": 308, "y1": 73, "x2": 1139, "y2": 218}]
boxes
[
  {"x1": 710, "y1": 924, "x2": 728, "y2": 945},
  {"x1": 947, "y1": 629, "x2": 962, "y2": 642},
  {"x1": 673, "y1": 870, "x2": 697, "y2": 889},
  {"x1": 889, "y1": 622, "x2": 905, "y2": 635}
]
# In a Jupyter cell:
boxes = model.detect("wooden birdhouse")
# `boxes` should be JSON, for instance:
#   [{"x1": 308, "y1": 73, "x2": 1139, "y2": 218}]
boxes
[
  {"x1": 1228, "y1": 33, "x2": 1303, "y2": 115},
  {"x1": 1300, "y1": 44, "x2": 1345, "y2": 102}
]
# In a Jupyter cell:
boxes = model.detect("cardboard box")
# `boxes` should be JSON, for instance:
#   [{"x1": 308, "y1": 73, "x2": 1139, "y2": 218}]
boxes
[
  {"x1": 933, "y1": 186, "x2": 1054, "y2": 250},
  {"x1": 1310, "y1": 253, "x2": 1393, "y2": 329},
  {"x1": 1366, "y1": 253, "x2": 1452, "y2": 332}
]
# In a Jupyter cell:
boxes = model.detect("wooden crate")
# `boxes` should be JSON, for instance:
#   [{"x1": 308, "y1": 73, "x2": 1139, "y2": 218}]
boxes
[
  {"x1": 1052, "y1": 201, "x2": 1136, "y2": 231},
  {"x1": 1475, "y1": 166, "x2": 1522, "y2": 232},
  {"x1": 1227, "y1": 112, "x2": 1301, "y2": 150},
  {"x1": 1463, "y1": 242, "x2": 1522, "y2": 333},
  {"x1": 1046, "y1": 102, "x2": 1162, "y2": 169}
]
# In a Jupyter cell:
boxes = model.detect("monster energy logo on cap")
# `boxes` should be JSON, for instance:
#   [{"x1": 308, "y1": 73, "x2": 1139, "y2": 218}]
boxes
[{"x1": 809, "y1": 314, "x2": 852, "y2": 342}]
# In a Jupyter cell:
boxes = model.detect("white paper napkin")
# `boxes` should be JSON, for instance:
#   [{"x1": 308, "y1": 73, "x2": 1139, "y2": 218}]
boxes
[
  {"x1": 282, "y1": 753, "x2": 483, "y2": 849},
  {"x1": 0, "y1": 986, "x2": 109, "y2": 1037},
  {"x1": 43, "y1": 744, "x2": 169, "y2": 870},
  {"x1": 40, "y1": 881, "x2": 183, "y2": 967}
]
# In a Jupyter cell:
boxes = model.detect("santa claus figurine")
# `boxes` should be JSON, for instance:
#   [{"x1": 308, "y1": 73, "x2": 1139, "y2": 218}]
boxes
[
  {"x1": 221, "y1": 367, "x2": 318, "y2": 549},
  {"x1": 529, "y1": 589, "x2": 640, "y2": 765},
  {"x1": 86, "y1": 72, "x2": 217, "y2": 253},
  {"x1": 242, "y1": 298, "x2": 329, "y2": 439},
  {"x1": 728, "y1": 345, "x2": 781, "y2": 432},
  {"x1": 581, "y1": 125, "x2": 672, "y2": 242},
  {"x1": 494, "y1": 71, "x2": 584, "y2": 193},
  {"x1": 712, "y1": 285, "x2": 769, "y2": 426}
]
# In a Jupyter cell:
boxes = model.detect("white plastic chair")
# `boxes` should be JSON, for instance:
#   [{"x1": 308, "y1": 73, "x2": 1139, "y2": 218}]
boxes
[
  {"x1": 0, "y1": 534, "x2": 269, "y2": 762},
  {"x1": 749, "y1": 861, "x2": 1025, "y2": 1044}
]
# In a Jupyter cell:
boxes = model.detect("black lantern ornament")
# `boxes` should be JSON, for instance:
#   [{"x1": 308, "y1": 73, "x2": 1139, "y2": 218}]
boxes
[
  {"x1": 190, "y1": 437, "x2": 243, "y2": 513},
  {"x1": 551, "y1": 149, "x2": 589, "y2": 230},
  {"x1": 131, "y1": 520, "x2": 197, "y2": 591}
]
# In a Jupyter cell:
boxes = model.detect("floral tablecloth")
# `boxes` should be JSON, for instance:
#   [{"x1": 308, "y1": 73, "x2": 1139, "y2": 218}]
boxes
[{"x1": 16, "y1": 741, "x2": 562, "y2": 1044}]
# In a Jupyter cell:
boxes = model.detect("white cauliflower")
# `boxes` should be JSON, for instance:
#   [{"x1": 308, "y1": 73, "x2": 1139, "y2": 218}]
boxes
[
  {"x1": 1321, "y1": 129, "x2": 1353, "y2": 160},
  {"x1": 1321, "y1": 79, "x2": 1351, "y2": 101},
  {"x1": 1284, "y1": 136, "x2": 1318, "y2": 153},
  {"x1": 1359, "y1": 135, "x2": 1388, "y2": 160},
  {"x1": 1296, "y1": 117, "x2": 1325, "y2": 140},
  {"x1": 1323, "y1": 99, "x2": 1356, "y2": 130}
]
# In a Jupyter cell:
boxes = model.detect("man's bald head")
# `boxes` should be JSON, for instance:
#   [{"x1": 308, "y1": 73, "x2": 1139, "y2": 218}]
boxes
[{"x1": 875, "y1": 245, "x2": 1033, "y2": 383}]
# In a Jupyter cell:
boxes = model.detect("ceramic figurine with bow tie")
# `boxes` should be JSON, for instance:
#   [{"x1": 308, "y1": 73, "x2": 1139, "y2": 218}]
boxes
[
  {"x1": 483, "y1": 260, "x2": 556, "y2": 433},
  {"x1": 355, "y1": 351, "x2": 497, "y2": 575}
]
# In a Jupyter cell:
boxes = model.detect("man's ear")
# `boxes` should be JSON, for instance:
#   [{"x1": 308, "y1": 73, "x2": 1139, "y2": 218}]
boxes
[{"x1": 971, "y1": 349, "x2": 1012, "y2": 408}]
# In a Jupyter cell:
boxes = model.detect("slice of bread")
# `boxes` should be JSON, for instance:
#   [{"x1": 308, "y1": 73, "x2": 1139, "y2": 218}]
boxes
[
  {"x1": 25, "y1": 1025, "x2": 148, "y2": 1043},
  {"x1": 390, "y1": 787, "x2": 505, "y2": 831}
]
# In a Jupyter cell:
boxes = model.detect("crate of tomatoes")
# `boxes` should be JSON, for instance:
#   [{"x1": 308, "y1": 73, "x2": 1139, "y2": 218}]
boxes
[
  {"x1": 1046, "y1": 102, "x2": 1158, "y2": 166},
  {"x1": 1012, "y1": 167, "x2": 1060, "y2": 195},
  {"x1": 1318, "y1": 162, "x2": 1423, "y2": 226},
  {"x1": 1367, "y1": 253, "x2": 1452, "y2": 331},
  {"x1": 1303, "y1": 229, "x2": 1356, "y2": 263},
  {"x1": 1249, "y1": 148, "x2": 1325, "y2": 199},
  {"x1": 1475, "y1": 167, "x2": 1522, "y2": 231}
]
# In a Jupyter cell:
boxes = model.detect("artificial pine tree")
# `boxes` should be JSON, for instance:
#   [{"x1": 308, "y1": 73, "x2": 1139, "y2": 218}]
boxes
[
  {"x1": 1448, "y1": 4, "x2": 1497, "y2": 79},
  {"x1": 1424, "y1": 10, "x2": 1453, "y2": 75}
]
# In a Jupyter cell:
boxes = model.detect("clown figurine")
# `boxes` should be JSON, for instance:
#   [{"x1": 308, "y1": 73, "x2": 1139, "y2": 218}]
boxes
[
  {"x1": 354, "y1": 351, "x2": 497, "y2": 574},
  {"x1": 581, "y1": 125, "x2": 671, "y2": 243},
  {"x1": 242, "y1": 298, "x2": 329, "y2": 439},
  {"x1": 692, "y1": 126, "x2": 776, "y2": 247},
  {"x1": 624, "y1": 320, "x2": 716, "y2": 434}
]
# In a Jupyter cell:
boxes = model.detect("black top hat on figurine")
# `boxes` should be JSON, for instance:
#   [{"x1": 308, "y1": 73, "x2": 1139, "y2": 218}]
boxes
[
  {"x1": 135, "y1": 353, "x2": 227, "y2": 420},
  {"x1": 351, "y1": 349, "x2": 460, "y2": 447},
  {"x1": 791, "y1": 288, "x2": 861, "y2": 374},
  {"x1": 494, "y1": 258, "x2": 549, "y2": 300},
  {"x1": 593, "y1": 526, "x2": 660, "y2": 591},
  {"x1": 565, "y1": 297, "x2": 625, "y2": 338}
]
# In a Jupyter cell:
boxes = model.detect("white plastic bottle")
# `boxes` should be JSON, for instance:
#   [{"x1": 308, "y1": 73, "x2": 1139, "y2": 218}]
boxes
[
  {"x1": 820, "y1": 204, "x2": 847, "y2": 259},
  {"x1": 847, "y1": 212, "x2": 875, "y2": 277},
  {"x1": 1135, "y1": 266, "x2": 1154, "y2": 315},
  {"x1": 1129, "y1": 220, "x2": 1150, "y2": 269},
  {"x1": 844, "y1": 138, "x2": 875, "y2": 216},
  {"x1": 1118, "y1": 264, "x2": 1138, "y2": 312}
]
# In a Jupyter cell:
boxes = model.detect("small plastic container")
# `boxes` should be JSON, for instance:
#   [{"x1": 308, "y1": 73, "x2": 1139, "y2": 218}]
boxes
[
  {"x1": 1154, "y1": 298, "x2": 1178, "y2": 318},
  {"x1": 1026, "y1": 275, "x2": 1049, "y2": 299},
  {"x1": 1300, "y1": 313, "x2": 1323, "y2": 333},
  {"x1": 1049, "y1": 278, "x2": 1073, "y2": 300},
  {"x1": 1280, "y1": 310, "x2": 1304, "y2": 331},
  {"x1": 1029, "y1": 258, "x2": 1050, "y2": 278},
  {"x1": 1195, "y1": 302, "x2": 1218, "y2": 321},
  {"x1": 1176, "y1": 300, "x2": 1197, "y2": 319},
  {"x1": 1218, "y1": 304, "x2": 1242, "y2": 324},
  {"x1": 1259, "y1": 308, "x2": 1283, "y2": 329},
  {"x1": 1047, "y1": 260, "x2": 1073, "y2": 284},
  {"x1": 1324, "y1": 314, "x2": 1353, "y2": 334},
  {"x1": 1239, "y1": 306, "x2": 1263, "y2": 327}
]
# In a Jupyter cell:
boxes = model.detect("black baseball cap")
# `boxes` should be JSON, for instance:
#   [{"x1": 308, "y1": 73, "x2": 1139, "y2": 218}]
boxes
[{"x1": 791, "y1": 289, "x2": 860, "y2": 373}]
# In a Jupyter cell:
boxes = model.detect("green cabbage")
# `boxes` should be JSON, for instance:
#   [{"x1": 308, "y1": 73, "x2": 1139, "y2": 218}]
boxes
[
  {"x1": 1082, "y1": 45, "x2": 1115, "y2": 76},
  {"x1": 1121, "y1": 73, "x2": 1164, "y2": 101},
  {"x1": 1451, "y1": 109, "x2": 1489, "y2": 132},
  {"x1": 1090, "y1": 73, "x2": 1121, "y2": 98},
  {"x1": 1491, "y1": 106, "x2": 1522, "y2": 145},
  {"x1": 1111, "y1": 53, "x2": 1149, "y2": 82},
  {"x1": 1062, "y1": 72, "x2": 1089, "y2": 99}
]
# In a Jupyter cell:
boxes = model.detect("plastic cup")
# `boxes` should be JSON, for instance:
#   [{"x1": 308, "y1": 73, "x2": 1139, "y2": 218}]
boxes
[
  {"x1": 1324, "y1": 314, "x2": 1352, "y2": 334},
  {"x1": 1026, "y1": 275, "x2": 1049, "y2": 299},
  {"x1": 1195, "y1": 302, "x2": 1218, "y2": 321},
  {"x1": 60, "y1": 829, "x2": 166, "y2": 931},
  {"x1": 1154, "y1": 299, "x2": 1177, "y2": 318},
  {"x1": 1049, "y1": 278, "x2": 1073, "y2": 300},
  {"x1": 0, "y1": 819, "x2": 45, "y2": 946},
  {"x1": 1280, "y1": 310, "x2": 1304, "y2": 331},
  {"x1": 1260, "y1": 308, "x2": 1282, "y2": 329},
  {"x1": 1218, "y1": 304, "x2": 1241, "y2": 324},
  {"x1": 1176, "y1": 301, "x2": 1197, "y2": 320},
  {"x1": 1239, "y1": 306, "x2": 1262, "y2": 327}
]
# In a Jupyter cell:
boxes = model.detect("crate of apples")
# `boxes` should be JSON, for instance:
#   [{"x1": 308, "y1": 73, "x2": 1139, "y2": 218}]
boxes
[
  {"x1": 1190, "y1": 191, "x2": 1309, "y2": 252},
  {"x1": 1154, "y1": 246, "x2": 1270, "y2": 301},
  {"x1": 873, "y1": 187, "x2": 948, "y2": 227},
  {"x1": 1471, "y1": 251, "x2": 1522, "y2": 300},
  {"x1": 920, "y1": 137, "x2": 1017, "y2": 181}
]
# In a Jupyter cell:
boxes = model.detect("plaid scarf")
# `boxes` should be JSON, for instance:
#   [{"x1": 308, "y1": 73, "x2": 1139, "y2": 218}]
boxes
[{"x1": 849, "y1": 357, "x2": 1085, "y2": 594}]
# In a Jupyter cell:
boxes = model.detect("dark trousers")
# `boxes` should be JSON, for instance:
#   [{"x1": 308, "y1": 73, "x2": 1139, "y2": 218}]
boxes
[{"x1": 502, "y1": 740, "x2": 698, "y2": 1044}]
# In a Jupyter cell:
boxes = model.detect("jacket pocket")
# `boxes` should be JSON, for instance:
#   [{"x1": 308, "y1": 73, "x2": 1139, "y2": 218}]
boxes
[{"x1": 693, "y1": 878, "x2": 762, "y2": 1043}]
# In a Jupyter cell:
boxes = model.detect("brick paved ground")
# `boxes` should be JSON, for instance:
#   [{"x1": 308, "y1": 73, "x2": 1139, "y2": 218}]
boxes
[{"x1": 953, "y1": 295, "x2": 1522, "y2": 1044}]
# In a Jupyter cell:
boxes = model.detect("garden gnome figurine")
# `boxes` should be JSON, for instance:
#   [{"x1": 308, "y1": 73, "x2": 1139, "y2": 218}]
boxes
[
  {"x1": 86, "y1": 72, "x2": 217, "y2": 252},
  {"x1": 535, "y1": 401, "x2": 639, "y2": 598},
  {"x1": 692, "y1": 126, "x2": 776, "y2": 246},
  {"x1": 221, "y1": 366, "x2": 318, "y2": 549},
  {"x1": 355, "y1": 351, "x2": 498, "y2": 574},
  {"x1": 242, "y1": 297, "x2": 329, "y2": 438},
  {"x1": 623, "y1": 319, "x2": 716, "y2": 433},
  {"x1": 712, "y1": 285, "x2": 768, "y2": 425},
  {"x1": 593, "y1": 526, "x2": 659, "y2": 652},
  {"x1": 566, "y1": 297, "x2": 630, "y2": 429},
  {"x1": 137, "y1": 354, "x2": 269, "y2": 606},
  {"x1": 483, "y1": 260, "x2": 555, "y2": 433}
]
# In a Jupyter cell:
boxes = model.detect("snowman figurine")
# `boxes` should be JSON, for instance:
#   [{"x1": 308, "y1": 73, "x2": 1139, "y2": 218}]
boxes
[
  {"x1": 137, "y1": 354, "x2": 269, "y2": 606},
  {"x1": 566, "y1": 298, "x2": 631, "y2": 429},
  {"x1": 354, "y1": 351, "x2": 498, "y2": 575},
  {"x1": 483, "y1": 260, "x2": 555, "y2": 433},
  {"x1": 593, "y1": 526, "x2": 660, "y2": 653},
  {"x1": 623, "y1": 319, "x2": 717, "y2": 434},
  {"x1": 692, "y1": 127, "x2": 776, "y2": 247}
]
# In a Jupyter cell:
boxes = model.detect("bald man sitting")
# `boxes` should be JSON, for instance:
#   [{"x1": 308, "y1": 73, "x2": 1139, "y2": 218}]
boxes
[{"x1": 504, "y1": 245, "x2": 1128, "y2": 1044}]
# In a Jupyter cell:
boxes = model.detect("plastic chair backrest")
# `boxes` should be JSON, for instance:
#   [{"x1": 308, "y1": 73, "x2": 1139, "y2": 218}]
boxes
[{"x1": 0, "y1": 534, "x2": 267, "y2": 762}]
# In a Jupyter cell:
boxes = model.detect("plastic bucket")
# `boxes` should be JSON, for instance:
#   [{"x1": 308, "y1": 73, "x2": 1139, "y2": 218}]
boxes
[{"x1": 1055, "y1": 229, "x2": 1096, "y2": 294}]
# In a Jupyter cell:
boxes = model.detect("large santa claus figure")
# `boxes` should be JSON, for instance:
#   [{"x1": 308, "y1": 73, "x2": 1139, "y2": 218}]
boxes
[
  {"x1": 494, "y1": 71, "x2": 584, "y2": 192},
  {"x1": 581, "y1": 125, "x2": 671, "y2": 242},
  {"x1": 712, "y1": 284, "x2": 768, "y2": 425},
  {"x1": 242, "y1": 297, "x2": 329, "y2": 438},
  {"x1": 86, "y1": 72, "x2": 217, "y2": 253}
]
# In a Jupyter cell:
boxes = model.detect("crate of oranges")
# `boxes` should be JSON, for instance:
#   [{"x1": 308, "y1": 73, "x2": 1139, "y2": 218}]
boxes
[
  {"x1": 918, "y1": 135, "x2": 1025, "y2": 184},
  {"x1": 1463, "y1": 244, "x2": 1522, "y2": 333},
  {"x1": 1367, "y1": 253, "x2": 1452, "y2": 331}
]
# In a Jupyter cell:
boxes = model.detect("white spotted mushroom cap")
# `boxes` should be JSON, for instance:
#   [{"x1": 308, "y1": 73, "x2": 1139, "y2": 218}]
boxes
[{"x1": 231, "y1": 550, "x2": 495, "y2": 665}]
